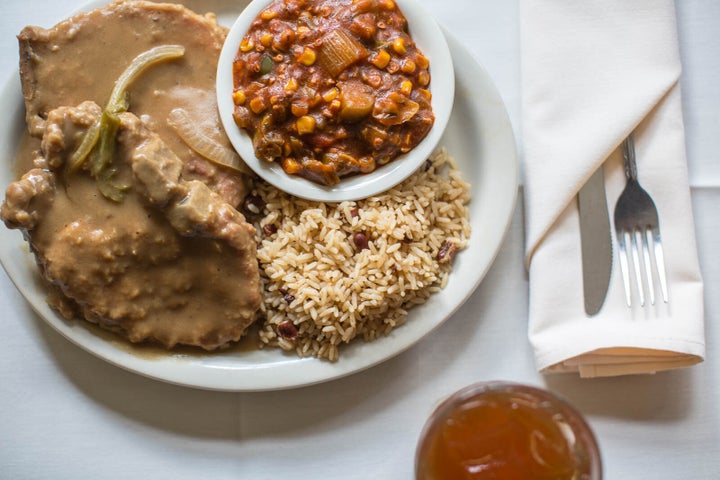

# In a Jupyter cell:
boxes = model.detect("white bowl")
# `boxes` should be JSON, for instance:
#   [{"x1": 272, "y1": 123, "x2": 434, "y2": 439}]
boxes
[{"x1": 216, "y1": 0, "x2": 454, "y2": 202}]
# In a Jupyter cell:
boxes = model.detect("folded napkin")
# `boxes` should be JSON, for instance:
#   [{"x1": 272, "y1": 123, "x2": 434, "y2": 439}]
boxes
[{"x1": 521, "y1": 0, "x2": 705, "y2": 377}]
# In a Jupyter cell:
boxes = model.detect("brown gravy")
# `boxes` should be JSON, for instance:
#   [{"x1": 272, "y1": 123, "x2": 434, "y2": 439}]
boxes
[
  {"x1": 13, "y1": 133, "x2": 39, "y2": 179},
  {"x1": 12, "y1": 134, "x2": 263, "y2": 358},
  {"x1": 93, "y1": 320, "x2": 262, "y2": 360},
  {"x1": 4, "y1": 2, "x2": 263, "y2": 352}
]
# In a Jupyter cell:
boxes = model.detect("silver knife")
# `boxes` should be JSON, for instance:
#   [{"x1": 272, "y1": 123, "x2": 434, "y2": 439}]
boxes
[{"x1": 577, "y1": 166, "x2": 613, "y2": 315}]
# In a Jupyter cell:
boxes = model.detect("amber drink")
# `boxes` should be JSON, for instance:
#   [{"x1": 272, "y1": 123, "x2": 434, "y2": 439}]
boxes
[{"x1": 415, "y1": 382, "x2": 602, "y2": 480}]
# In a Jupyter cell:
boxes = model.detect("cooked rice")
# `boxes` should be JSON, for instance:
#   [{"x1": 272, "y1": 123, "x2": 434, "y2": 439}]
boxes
[{"x1": 250, "y1": 149, "x2": 471, "y2": 360}]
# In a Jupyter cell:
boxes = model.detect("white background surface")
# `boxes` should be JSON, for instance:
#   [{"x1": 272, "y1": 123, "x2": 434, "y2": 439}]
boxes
[{"x1": 1, "y1": 1, "x2": 718, "y2": 479}]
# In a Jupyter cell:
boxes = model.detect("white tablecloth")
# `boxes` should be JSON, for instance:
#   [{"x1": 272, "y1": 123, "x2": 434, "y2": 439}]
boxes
[{"x1": 1, "y1": 1, "x2": 718, "y2": 478}]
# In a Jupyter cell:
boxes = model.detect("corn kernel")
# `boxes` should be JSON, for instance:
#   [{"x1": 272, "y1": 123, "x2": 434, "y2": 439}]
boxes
[
  {"x1": 322, "y1": 87, "x2": 339, "y2": 102},
  {"x1": 296, "y1": 26, "x2": 311, "y2": 39},
  {"x1": 240, "y1": 37, "x2": 254, "y2": 52},
  {"x1": 285, "y1": 77, "x2": 299, "y2": 92},
  {"x1": 281, "y1": 157, "x2": 302, "y2": 174},
  {"x1": 352, "y1": 0, "x2": 373, "y2": 13},
  {"x1": 416, "y1": 54, "x2": 429, "y2": 70},
  {"x1": 296, "y1": 115, "x2": 316, "y2": 134},
  {"x1": 232, "y1": 90, "x2": 246, "y2": 105},
  {"x1": 260, "y1": 33, "x2": 273, "y2": 47},
  {"x1": 399, "y1": 81, "x2": 412, "y2": 96},
  {"x1": 329, "y1": 99, "x2": 342, "y2": 111},
  {"x1": 291, "y1": 103, "x2": 308, "y2": 117},
  {"x1": 297, "y1": 47, "x2": 316, "y2": 66},
  {"x1": 283, "y1": 142, "x2": 292, "y2": 156},
  {"x1": 382, "y1": 0, "x2": 396, "y2": 9},
  {"x1": 260, "y1": 8, "x2": 278, "y2": 20},
  {"x1": 418, "y1": 88, "x2": 432, "y2": 101},
  {"x1": 392, "y1": 37, "x2": 406, "y2": 55},
  {"x1": 371, "y1": 49, "x2": 391, "y2": 69},
  {"x1": 418, "y1": 71, "x2": 430, "y2": 87},
  {"x1": 249, "y1": 97, "x2": 267, "y2": 114},
  {"x1": 401, "y1": 59, "x2": 416, "y2": 74}
]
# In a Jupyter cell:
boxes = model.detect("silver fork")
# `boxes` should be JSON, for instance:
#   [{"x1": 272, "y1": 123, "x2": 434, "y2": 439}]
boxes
[{"x1": 613, "y1": 133, "x2": 669, "y2": 307}]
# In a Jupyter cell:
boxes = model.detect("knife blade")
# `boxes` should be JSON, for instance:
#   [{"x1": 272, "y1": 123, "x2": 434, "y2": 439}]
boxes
[{"x1": 577, "y1": 165, "x2": 613, "y2": 315}]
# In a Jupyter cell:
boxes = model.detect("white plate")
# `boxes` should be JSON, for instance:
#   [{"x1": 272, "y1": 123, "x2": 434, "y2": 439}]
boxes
[
  {"x1": 0, "y1": 1, "x2": 517, "y2": 391},
  {"x1": 216, "y1": 0, "x2": 455, "y2": 202}
]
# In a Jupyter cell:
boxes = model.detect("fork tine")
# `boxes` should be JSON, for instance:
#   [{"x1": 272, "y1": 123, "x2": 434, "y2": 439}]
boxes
[
  {"x1": 614, "y1": 133, "x2": 669, "y2": 308},
  {"x1": 631, "y1": 229, "x2": 646, "y2": 306},
  {"x1": 642, "y1": 227, "x2": 656, "y2": 305},
  {"x1": 618, "y1": 231, "x2": 632, "y2": 307},
  {"x1": 652, "y1": 230, "x2": 669, "y2": 303}
]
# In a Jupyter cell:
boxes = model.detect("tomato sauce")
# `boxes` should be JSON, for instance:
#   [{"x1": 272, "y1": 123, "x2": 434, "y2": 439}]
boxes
[{"x1": 232, "y1": 0, "x2": 434, "y2": 185}]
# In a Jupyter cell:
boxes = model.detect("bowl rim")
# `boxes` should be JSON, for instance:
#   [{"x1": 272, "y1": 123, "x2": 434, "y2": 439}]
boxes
[{"x1": 216, "y1": 0, "x2": 455, "y2": 202}]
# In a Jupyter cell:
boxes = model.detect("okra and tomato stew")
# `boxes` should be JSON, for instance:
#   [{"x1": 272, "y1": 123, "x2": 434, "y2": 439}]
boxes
[{"x1": 231, "y1": 0, "x2": 434, "y2": 186}]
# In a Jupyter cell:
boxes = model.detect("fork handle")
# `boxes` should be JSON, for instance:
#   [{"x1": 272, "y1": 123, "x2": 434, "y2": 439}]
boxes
[{"x1": 622, "y1": 133, "x2": 638, "y2": 182}]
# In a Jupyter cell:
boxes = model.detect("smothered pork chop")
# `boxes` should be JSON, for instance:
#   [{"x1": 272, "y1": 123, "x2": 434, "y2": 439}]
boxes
[
  {"x1": 1, "y1": 1, "x2": 261, "y2": 350},
  {"x1": 19, "y1": 0, "x2": 247, "y2": 205}
]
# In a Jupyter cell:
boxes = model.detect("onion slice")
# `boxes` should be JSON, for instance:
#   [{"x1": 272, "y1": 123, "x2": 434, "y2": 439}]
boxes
[
  {"x1": 68, "y1": 120, "x2": 101, "y2": 172},
  {"x1": 107, "y1": 45, "x2": 186, "y2": 115},
  {"x1": 167, "y1": 108, "x2": 251, "y2": 175},
  {"x1": 67, "y1": 45, "x2": 186, "y2": 201}
]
